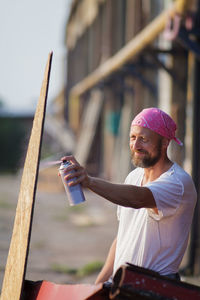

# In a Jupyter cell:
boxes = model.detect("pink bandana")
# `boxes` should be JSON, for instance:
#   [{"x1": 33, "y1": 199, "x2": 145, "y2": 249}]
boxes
[{"x1": 131, "y1": 107, "x2": 183, "y2": 145}]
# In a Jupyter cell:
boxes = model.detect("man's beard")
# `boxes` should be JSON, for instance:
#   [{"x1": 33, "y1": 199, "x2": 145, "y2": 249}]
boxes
[{"x1": 131, "y1": 139, "x2": 162, "y2": 168}]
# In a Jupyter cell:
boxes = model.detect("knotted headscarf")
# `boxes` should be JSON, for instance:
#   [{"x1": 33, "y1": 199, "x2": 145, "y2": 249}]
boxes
[{"x1": 131, "y1": 107, "x2": 183, "y2": 145}]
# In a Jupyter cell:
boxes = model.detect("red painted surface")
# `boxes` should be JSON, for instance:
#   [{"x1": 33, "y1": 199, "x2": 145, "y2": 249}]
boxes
[{"x1": 35, "y1": 281, "x2": 103, "y2": 300}]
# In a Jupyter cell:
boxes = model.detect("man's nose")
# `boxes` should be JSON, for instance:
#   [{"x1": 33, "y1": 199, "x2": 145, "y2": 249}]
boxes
[{"x1": 131, "y1": 138, "x2": 140, "y2": 150}]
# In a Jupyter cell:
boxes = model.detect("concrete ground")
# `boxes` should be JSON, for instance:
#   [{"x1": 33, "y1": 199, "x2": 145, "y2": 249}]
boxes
[{"x1": 0, "y1": 167, "x2": 200, "y2": 293}]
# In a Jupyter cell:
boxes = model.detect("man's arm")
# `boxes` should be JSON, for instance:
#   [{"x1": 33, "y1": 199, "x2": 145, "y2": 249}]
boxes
[
  {"x1": 88, "y1": 176, "x2": 155, "y2": 209},
  {"x1": 95, "y1": 238, "x2": 117, "y2": 284},
  {"x1": 61, "y1": 156, "x2": 156, "y2": 209}
]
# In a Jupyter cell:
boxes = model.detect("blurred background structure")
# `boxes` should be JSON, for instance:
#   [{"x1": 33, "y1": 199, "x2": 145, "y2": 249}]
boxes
[
  {"x1": 1, "y1": 0, "x2": 200, "y2": 290},
  {"x1": 63, "y1": 0, "x2": 200, "y2": 277}
]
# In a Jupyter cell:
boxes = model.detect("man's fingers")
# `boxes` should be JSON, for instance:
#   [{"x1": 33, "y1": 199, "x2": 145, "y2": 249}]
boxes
[
  {"x1": 67, "y1": 174, "x2": 86, "y2": 186},
  {"x1": 71, "y1": 156, "x2": 80, "y2": 166},
  {"x1": 63, "y1": 164, "x2": 83, "y2": 175},
  {"x1": 64, "y1": 168, "x2": 84, "y2": 180}
]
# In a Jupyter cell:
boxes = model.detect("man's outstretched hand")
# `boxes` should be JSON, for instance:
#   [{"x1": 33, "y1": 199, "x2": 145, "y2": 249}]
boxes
[{"x1": 61, "y1": 155, "x2": 91, "y2": 188}]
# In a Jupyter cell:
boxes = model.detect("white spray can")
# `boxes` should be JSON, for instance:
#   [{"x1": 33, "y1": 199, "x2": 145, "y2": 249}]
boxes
[{"x1": 59, "y1": 160, "x2": 86, "y2": 206}]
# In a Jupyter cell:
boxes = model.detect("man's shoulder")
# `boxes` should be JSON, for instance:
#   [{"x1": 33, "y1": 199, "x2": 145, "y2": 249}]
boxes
[
  {"x1": 153, "y1": 163, "x2": 196, "y2": 198},
  {"x1": 172, "y1": 163, "x2": 194, "y2": 182},
  {"x1": 172, "y1": 163, "x2": 196, "y2": 195}
]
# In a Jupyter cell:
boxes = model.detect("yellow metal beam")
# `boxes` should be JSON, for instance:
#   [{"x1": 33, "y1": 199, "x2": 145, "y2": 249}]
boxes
[{"x1": 175, "y1": 0, "x2": 190, "y2": 15}]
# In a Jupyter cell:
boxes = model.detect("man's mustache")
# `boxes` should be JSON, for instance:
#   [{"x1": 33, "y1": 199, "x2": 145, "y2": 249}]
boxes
[{"x1": 134, "y1": 149, "x2": 148, "y2": 154}]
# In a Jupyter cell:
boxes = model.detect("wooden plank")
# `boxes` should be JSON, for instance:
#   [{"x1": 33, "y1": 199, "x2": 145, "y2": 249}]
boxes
[{"x1": 0, "y1": 52, "x2": 53, "y2": 300}]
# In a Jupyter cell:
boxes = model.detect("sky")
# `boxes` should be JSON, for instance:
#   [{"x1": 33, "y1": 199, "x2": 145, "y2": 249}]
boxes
[{"x1": 0, "y1": 0, "x2": 72, "y2": 113}]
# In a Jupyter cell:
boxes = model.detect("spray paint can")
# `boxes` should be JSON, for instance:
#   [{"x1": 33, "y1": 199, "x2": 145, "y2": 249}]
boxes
[{"x1": 59, "y1": 160, "x2": 86, "y2": 206}]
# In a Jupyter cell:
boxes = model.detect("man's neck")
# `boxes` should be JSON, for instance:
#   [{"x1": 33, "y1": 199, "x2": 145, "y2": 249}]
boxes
[{"x1": 142, "y1": 158, "x2": 173, "y2": 186}]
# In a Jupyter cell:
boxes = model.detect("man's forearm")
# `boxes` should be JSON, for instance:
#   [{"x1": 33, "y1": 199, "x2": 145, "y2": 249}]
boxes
[{"x1": 88, "y1": 176, "x2": 155, "y2": 209}]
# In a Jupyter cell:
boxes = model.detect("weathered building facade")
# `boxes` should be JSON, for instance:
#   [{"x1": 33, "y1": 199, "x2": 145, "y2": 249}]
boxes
[{"x1": 65, "y1": 0, "x2": 200, "y2": 275}]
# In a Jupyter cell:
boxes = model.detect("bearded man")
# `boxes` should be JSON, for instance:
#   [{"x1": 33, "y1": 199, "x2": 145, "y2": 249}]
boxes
[{"x1": 61, "y1": 107, "x2": 197, "y2": 283}]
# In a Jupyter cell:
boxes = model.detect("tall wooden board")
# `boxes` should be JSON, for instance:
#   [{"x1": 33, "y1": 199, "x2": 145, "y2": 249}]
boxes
[{"x1": 0, "y1": 52, "x2": 53, "y2": 300}]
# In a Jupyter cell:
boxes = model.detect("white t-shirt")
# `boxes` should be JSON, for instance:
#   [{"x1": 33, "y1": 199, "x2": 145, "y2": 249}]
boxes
[{"x1": 113, "y1": 163, "x2": 197, "y2": 276}]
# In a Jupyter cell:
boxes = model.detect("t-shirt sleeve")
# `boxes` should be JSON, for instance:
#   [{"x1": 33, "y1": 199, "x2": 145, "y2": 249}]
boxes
[{"x1": 145, "y1": 174, "x2": 184, "y2": 220}]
